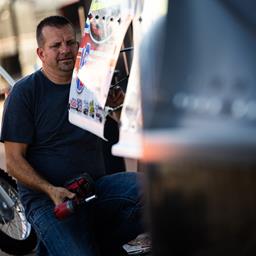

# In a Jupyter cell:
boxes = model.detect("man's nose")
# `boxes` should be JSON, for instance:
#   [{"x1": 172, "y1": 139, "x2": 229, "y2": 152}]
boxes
[{"x1": 60, "y1": 43, "x2": 71, "y2": 53}]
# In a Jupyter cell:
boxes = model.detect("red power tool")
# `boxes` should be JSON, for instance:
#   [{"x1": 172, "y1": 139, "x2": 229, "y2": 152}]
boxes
[{"x1": 54, "y1": 173, "x2": 97, "y2": 220}]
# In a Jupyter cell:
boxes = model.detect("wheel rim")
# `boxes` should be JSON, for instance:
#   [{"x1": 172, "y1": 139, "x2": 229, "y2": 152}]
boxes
[{"x1": 0, "y1": 177, "x2": 31, "y2": 240}]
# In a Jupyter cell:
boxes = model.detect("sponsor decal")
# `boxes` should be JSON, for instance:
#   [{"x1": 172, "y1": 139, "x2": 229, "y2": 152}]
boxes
[
  {"x1": 76, "y1": 43, "x2": 91, "y2": 94},
  {"x1": 77, "y1": 98, "x2": 83, "y2": 112},
  {"x1": 70, "y1": 98, "x2": 78, "y2": 109},
  {"x1": 76, "y1": 79, "x2": 84, "y2": 94},
  {"x1": 80, "y1": 43, "x2": 91, "y2": 67}
]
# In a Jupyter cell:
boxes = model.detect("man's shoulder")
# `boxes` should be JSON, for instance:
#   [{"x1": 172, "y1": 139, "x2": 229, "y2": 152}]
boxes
[
  {"x1": 14, "y1": 70, "x2": 42, "y2": 90},
  {"x1": 9, "y1": 70, "x2": 44, "y2": 100}
]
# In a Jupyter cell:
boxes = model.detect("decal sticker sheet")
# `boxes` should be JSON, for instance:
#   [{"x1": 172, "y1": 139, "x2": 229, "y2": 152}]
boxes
[{"x1": 69, "y1": 0, "x2": 133, "y2": 139}]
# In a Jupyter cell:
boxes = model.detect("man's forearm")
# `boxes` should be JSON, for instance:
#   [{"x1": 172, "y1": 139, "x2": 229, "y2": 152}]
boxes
[
  {"x1": 6, "y1": 152, "x2": 75, "y2": 205},
  {"x1": 6, "y1": 154, "x2": 54, "y2": 196},
  {"x1": 4, "y1": 141, "x2": 75, "y2": 205}
]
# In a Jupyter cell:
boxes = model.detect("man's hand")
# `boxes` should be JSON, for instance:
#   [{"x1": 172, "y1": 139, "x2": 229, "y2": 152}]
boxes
[
  {"x1": 106, "y1": 86, "x2": 124, "y2": 108},
  {"x1": 46, "y1": 185, "x2": 75, "y2": 206}
]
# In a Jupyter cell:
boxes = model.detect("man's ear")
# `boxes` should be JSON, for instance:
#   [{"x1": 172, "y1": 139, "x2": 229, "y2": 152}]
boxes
[
  {"x1": 76, "y1": 41, "x2": 80, "y2": 49},
  {"x1": 36, "y1": 47, "x2": 44, "y2": 61}
]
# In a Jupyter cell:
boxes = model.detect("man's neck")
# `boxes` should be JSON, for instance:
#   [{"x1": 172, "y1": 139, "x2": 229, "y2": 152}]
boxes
[{"x1": 41, "y1": 67, "x2": 72, "y2": 84}]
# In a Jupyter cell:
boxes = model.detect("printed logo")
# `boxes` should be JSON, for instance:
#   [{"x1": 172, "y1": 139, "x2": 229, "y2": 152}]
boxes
[
  {"x1": 76, "y1": 79, "x2": 84, "y2": 94},
  {"x1": 83, "y1": 101, "x2": 89, "y2": 115},
  {"x1": 80, "y1": 43, "x2": 91, "y2": 67},
  {"x1": 77, "y1": 98, "x2": 83, "y2": 112},
  {"x1": 70, "y1": 98, "x2": 78, "y2": 110},
  {"x1": 76, "y1": 43, "x2": 91, "y2": 94}
]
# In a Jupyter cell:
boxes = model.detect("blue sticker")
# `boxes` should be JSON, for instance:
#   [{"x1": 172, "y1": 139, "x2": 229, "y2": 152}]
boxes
[
  {"x1": 85, "y1": 18, "x2": 90, "y2": 33},
  {"x1": 76, "y1": 43, "x2": 91, "y2": 94},
  {"x1": 76, "y1": 79, "x2": 84, "y2": 94},
  {"x1": 77, "y1": 98, "x2": 83, "y2": 112},
  {"x1": 80, "y1": 43, "x2": 91, "y2": 67},
  {"x1": 70, "y1": 98, "x2": 78, "y2": 109}
]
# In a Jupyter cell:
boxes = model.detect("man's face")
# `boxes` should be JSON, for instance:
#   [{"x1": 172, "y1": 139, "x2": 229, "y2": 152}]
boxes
[{"x1": 37, "y1": 25, "x2": 78, "y2": 76}]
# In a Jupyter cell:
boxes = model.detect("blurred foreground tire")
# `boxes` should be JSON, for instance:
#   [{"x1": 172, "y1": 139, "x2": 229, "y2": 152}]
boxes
[{"x1": 0, "y1": 169, "x2": 37, "y2": 255}]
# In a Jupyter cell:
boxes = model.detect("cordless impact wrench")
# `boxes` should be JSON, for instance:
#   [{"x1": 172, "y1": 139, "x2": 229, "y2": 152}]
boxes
[{"x1": 54, "y1": 173, "x2": 97, "y2": 220}]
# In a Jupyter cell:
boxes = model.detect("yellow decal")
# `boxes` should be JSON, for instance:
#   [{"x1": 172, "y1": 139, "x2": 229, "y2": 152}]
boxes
[{"x1": 90, "y1": 0, "x2": 121, "y2": 11}]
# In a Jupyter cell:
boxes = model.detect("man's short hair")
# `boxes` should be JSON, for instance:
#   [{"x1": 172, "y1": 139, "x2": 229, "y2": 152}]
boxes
[{"x1": 36, "y1": 15, "x2": 74, "y2": 47}]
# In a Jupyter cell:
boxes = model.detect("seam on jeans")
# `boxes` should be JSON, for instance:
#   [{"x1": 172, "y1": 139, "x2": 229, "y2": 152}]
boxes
[
  {"x1": 94, "y1": 196, "x2": 141, "y2": 221},
  {"x1": 95, "y1": 196, "x2": 139, "y2": 205}
]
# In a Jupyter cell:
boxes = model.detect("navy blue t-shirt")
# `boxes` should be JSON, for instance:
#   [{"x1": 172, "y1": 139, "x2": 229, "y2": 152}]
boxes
[{"x1": 1, "y1": 70, "x2": 105, "y2": 209}]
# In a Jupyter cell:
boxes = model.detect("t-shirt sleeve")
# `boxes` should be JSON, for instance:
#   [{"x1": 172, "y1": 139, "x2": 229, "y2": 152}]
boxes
[{"x1": 1, "y1": 83, "x2": 34, "y2": 144}]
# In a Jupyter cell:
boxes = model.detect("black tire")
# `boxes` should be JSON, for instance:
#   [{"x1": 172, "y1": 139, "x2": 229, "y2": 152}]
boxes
[{"x1": 0, "y1": 169, "x2": 37, "y2": 255}]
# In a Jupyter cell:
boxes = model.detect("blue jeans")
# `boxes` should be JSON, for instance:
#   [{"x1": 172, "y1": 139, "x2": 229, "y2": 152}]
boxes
[{"x1": 27, "y1": 172, "x2": 145, "y2": 256}]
